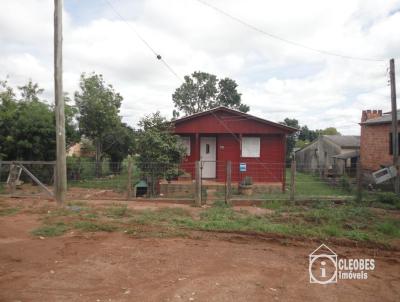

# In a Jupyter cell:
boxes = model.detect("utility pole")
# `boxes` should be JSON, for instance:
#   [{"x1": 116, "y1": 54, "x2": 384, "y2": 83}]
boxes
[
  {"x1": 54, "y1": 0, "x2": 67, "y2": 205},
  {"x1": 390, "y1": 58, "x2": 399, "y2": 194}
]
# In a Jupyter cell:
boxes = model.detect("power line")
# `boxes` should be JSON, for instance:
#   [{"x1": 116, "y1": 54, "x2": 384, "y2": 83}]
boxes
[
  {"x1": 194, "y1": 0, "x2": 388, "y2": 63},
  {"x1": 104, "y1": 0, "x2": 182, "y2": 81}
]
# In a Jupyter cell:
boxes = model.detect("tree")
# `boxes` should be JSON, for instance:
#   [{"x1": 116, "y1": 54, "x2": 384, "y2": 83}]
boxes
[
  {"x1": 75, "y1": 73, "x2": 123, "y2": 177},
  {"x1": 280, "y1": 118, "x2": 300, "y2": 159},
  {"x1": 102, "y1": 122, "x2": 135, "y2": 172},
  {"x1": 18, "y1": 80, "x2": 44, "y2": 102},
  {"x1": 172, "y1": 71, "x2": 249, "y2": 117},
  {"x1": 0, "y1": 80, "x2": 18, "y2": 159},
  {"x1": 0, "y1": 80, "x2": 79, "y2": 161},
  {"x1": 136, "y1": 112, "x2": 186, "y2": 196},
  {"x1": 320, "y1": 127, "x2": 341, "y2": 135},
  {"x1": 63, "y1": 94, "x2": 80, "y2": 148}
]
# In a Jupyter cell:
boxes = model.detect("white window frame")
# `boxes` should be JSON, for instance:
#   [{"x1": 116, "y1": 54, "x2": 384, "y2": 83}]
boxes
[
  {"x1": 241, "y1": 137, "x2": 260, "y2": 158},
  {"x1": 180, "y1": 136, "x2": 191, "y2": 156}
]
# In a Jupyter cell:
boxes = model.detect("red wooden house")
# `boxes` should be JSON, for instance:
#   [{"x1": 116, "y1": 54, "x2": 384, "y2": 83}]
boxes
[{"x1": 172, "y1": 107, "x2": 296, "y2": 189}]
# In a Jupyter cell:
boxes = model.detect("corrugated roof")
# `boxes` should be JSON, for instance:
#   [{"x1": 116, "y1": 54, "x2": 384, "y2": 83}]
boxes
[
  {"x1": 362, "y1": 110, "x2": 400, "y2": 125},
  {"x1": 324, "y1": 135, "x2": 360, "y2": 148}
]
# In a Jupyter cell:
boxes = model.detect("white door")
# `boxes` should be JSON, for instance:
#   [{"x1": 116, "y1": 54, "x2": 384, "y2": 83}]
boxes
[{"x1": 200, "y1": 137, "x2": 216, "y2": 178}]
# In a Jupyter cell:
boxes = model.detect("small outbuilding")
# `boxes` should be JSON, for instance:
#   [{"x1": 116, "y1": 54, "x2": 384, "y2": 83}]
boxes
[
  {"x1": 295, "y1": 135, "x2": 360, "y2": 176},
  {"x1": 171, "y1": 106, "x2": 296, "y2": 189}
]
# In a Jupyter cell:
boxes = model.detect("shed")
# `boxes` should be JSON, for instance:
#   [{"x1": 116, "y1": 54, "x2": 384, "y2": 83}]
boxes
[
  {"x1": 171, "y1": 106, "x2": 296, "y2": 187},
  {"x1": 295, "y1": 135, "x2": 360, "y2": 175}
]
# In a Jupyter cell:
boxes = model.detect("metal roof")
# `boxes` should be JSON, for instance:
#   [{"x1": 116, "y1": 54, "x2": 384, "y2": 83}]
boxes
[{"x1": 324, "y1": 135, "x2": 360, "y2": 148}]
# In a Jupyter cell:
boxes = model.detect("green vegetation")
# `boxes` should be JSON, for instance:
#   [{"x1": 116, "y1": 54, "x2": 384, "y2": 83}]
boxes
[
  {"x1": 22, "y1": 198, "x2": 400, "y2": 246},
  {"x1": 73, "y1": 221, "x2": 118, "y2": 232},
  {"x1": 232, "y1": 170, "x2": 351, "y2": 200},
  {"x1": 31, "y1": 222, "x2": 69, "y2": 237},
  {"x1": 172, "y1": 71, "x2": 249, "y2": 118},
  {"x1": 105, "y1": 204, "x2": 129, "y2": 218},
  {"x1": 0, "y1": 207, "x2": 20, "y2": 216}
]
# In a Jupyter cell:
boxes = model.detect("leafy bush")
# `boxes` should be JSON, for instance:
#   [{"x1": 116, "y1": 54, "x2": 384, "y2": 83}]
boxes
[
  {"x1": 339, "y1": 175, "x2": 352, "y2": 193},
  {"x1": 376, "y1": 192, "x2": 400, "y2": 205}
]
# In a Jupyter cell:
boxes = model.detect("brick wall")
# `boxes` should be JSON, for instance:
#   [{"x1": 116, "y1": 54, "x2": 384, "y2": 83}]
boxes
[{"x1": 360, "y1": 123, "x2": 393, "y2": 171}]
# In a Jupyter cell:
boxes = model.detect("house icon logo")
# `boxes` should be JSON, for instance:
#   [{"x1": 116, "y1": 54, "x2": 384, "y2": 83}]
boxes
[{"x1": 309, "y1": 244, "x2": 338, "y2": 284}]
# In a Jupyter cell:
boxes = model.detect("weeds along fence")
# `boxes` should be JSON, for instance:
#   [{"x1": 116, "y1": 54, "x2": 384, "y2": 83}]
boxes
[
  {"x1": 0, "y1": 161, "x2": 55, "y2": 198},
  {"x1": 65, "y1": 159, "x2": 362, "y2": 203},
  {"x1": 0, "y1": 158, "x2": 370, "y2": 203}
]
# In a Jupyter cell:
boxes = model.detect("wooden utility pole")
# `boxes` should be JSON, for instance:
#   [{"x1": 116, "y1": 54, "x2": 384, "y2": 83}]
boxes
[
  {"x1": 390, "y1": 58, "x2": 399, "y2": 194},
  {"x1": 54, "y1": 0, "x2": 67, "y2": 205}
]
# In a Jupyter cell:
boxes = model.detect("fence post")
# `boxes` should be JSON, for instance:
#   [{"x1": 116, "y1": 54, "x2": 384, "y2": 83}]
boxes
[
  {"x1": 290, "y1": 159, "x2": 296, "y2": 203},
  {"x1": 356, "y1": 160, "x2": 363, "y2": 203},
  {"x1": 126, "y1": 155, "x2": 133, "y2": 200},
  {"x1": 195, "y1": 161, "x2": 201, "y2": 206},
  {"x1": 9, "y1": 164, "x2": 18, "y2": 195},
  {"x1": 225, "y1": 161, "x2": 232, "y2": 205}
]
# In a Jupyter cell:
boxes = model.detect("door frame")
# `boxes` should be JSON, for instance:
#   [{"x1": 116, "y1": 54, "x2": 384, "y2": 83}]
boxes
[{"x1": 200, "y1": 136, "x2": 217, "y2": 179}]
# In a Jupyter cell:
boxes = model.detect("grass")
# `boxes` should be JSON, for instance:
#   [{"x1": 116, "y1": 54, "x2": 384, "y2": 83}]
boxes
[
  {"x1": 105, "y1": 204, "x2": 129, "y2": 218},
  {"x1": 0, "y1": 207, "x2": 20, "y2": 216},
  {"x1": 232, "y1": 170, "x2": 352, "y2": 200},
  {"x1": 31, "y1": 222, "x2": 69, "y2": 237},
  {"x1": 293, "y1": 171, "x2": 350, "y2": 197},
  {"x1": 73, "y1": 221, "x2": 118, "y2": 232},
  {"x1": 23, "y1": 196, "x2": 400, "y2": 245}
]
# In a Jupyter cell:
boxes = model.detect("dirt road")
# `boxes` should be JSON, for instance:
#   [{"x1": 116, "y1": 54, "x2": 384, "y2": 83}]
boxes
[{"x1": 0, "y1": 210, "x2": 399, "y2": 302}]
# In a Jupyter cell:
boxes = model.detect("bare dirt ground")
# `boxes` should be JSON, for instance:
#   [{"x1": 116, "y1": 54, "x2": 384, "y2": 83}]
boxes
[{"x1": 0, "y1": 199, "x2": 399, "y2": 302}]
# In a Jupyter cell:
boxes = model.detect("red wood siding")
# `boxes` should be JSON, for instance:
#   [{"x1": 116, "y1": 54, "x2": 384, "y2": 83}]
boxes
[
  {"x1": 174, "y1": 110, "x2": 289, "y2": 134},
  {"x1": 178, "y1": 134, "x2": 285, "y2": 183},
  {"x1": 174, "y1": 108, "x2": 291, "y2": 184}
]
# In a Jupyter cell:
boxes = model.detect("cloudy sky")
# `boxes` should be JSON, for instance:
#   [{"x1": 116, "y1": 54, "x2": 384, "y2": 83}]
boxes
[{"x1": 1, "y1": 0, "x2": 400, "y2": 134}]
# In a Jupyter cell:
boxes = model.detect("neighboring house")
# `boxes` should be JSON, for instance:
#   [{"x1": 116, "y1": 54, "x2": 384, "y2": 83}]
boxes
[
  {"x1": 67, "y1": 143, "x2": 82, "y2": 157},
  {"x1": 360, "y1": 109, "x2": 397, "y2": 173},
  {"x1": 295, "y1": 135, "x2": 360, "y2": 175},
  {"x1": 67, "y1": 141, "x2": 95, "y2": 158},
  {"x1": 171, "y1": 106, "x2": 296, "y2": 186}
]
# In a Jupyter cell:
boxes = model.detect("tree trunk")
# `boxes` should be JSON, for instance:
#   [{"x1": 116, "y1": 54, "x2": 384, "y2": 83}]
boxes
[{"x1": 95, "y1": 139, "x2": 102, "y2": 178}]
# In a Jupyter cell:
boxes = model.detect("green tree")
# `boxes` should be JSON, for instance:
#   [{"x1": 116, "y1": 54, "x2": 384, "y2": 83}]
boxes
[
  {"x1": 0, "y1": 80, "x2": 18, "y2": 159},
  {"x1": 136, "y1": 112, "x2": 186, "y2": 196},
  {"x1": 280, "y1": 118, "x2": 300, "y2": 159},
  {"x1": 0, "y1": 80, "x2": 79, "y2": 161},
  {"x1": 102, "y1": 122, "x2": 135, "y2": 172},
  {"x1": 75, "y1": 73, "x2": 123, "y2": 176},
  {"x1": 172, "y1": 71, "x2": 249, "y2": 117},
  {"x1": 320, "y1": 127, "x2": 341, "y2": 135},
  {"x1": 18, "y1": 80, "x2": 44, "y2": 102}
]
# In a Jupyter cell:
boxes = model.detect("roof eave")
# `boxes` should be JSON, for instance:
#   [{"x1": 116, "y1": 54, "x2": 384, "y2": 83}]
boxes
[{"x1": 172, "y1": 106, "x2": 298, "y2": 133}]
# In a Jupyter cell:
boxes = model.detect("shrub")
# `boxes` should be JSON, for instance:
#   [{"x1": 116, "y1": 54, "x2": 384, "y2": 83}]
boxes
[
  {"x1": 376, "y1": 192, "x2": 400, "y2": 205},
  {"x1": 339, "y1": 175, "x2": 352, "y2": 193}
]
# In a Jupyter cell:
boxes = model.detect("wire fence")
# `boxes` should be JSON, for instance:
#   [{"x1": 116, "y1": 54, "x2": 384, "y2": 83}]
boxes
[{"x1": 0, "y1": 158, "x2": 393, "y2": 203}]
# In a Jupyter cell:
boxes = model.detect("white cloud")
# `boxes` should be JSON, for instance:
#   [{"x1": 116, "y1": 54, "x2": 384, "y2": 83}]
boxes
[{"x1": 1, "y1": 0, "x2": 400, "y2": 135}]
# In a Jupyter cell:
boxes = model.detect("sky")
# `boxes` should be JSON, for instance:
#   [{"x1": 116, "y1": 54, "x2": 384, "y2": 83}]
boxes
[{"x1": 1, "y1": 0, "x2": 400, "y2": 135}]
